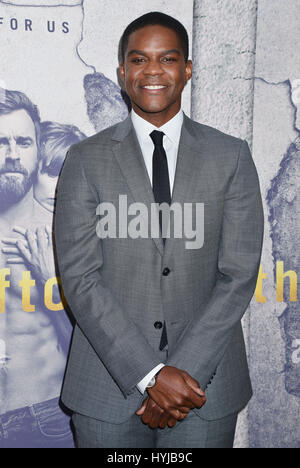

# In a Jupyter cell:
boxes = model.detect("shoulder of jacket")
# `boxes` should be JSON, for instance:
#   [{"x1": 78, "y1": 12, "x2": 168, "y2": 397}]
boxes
[
  {"x1": 68, "y1": 120, "x2": 122, "y2": 155},
  {"x1": 186, "y1": 115, "x2": 244, "y2": 147}
]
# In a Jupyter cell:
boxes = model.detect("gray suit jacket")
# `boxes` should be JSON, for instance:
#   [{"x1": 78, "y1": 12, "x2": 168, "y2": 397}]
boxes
[{"x1": 54, "y1": 112, "x2": 264, "y2": 423}]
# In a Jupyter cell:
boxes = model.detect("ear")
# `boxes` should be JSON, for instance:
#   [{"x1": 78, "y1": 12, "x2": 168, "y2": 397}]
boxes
[
  {"x1": 119, "y1": 62, "x2": 125, "y2": 82},
  {"x1": 38, "y1": 159, "x2": 43, "y2": 172},
  {"x1": 185, "y1": 59, "x2": 193, "y2": 83}
]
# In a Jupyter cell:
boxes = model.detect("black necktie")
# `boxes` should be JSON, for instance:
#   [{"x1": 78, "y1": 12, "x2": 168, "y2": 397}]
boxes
[
  {"x1": 150, "y1": 130, "x2": 171, "y2": 242},
  {"x1": 150, "y1": 129, "x2": 170, "y2": 351}
]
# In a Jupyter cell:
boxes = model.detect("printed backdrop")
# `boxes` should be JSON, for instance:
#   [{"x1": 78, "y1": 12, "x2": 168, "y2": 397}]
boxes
[{"x1": 0, "y1": 0, "x2": 193, "y2": 448}]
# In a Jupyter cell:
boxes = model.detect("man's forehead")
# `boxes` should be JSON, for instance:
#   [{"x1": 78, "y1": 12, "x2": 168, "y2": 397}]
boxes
[
  {"x1": 127, "y1": 24, "x2": 182, "y2": 49},
  {"x1": 0, "y1": 109, "x2": 36, "y2": 137}
]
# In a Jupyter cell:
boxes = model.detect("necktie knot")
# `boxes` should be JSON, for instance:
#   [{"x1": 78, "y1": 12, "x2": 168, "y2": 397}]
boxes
[{"x1": 150, "y1": 130, "x2": 165, "y2": 147}]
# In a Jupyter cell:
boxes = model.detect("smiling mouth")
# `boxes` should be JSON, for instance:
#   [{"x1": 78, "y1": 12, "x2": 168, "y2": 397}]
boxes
[{"x1": 142, "y1": 85, "x2": 168, "y2": 90}]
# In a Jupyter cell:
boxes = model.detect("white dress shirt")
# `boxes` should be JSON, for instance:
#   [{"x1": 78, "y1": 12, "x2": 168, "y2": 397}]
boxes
[
  {"x1": 131, "y1": 108, "x2": 184, "y2": 394},
  {"x1": 131, "y1": 107, "x2": 183, "y2": 196}
]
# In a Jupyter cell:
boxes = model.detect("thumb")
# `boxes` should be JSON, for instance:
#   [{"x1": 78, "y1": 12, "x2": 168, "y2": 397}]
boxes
[
  {"x1": 184, "y1": 374, "x2": 205, "y2": 397},
  {"x1": 136, "y1": 398, "x2": 148, "y2": 415}
]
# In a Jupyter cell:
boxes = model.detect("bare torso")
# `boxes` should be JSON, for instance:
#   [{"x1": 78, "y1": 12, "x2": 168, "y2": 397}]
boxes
[{"x1": 0, "y1": 196, "x2": 66, "y2": 413}]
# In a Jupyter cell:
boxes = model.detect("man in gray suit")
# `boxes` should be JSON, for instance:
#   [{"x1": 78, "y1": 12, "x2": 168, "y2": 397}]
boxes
[{"x1": 54, "y1": 12, "x2": 264, "y2": 448}]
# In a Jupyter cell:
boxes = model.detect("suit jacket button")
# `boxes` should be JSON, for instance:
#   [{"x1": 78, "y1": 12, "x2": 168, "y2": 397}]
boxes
[
  {"x1": 154, "y1": 321, "x2": 163, "y2": 329},
  {"x1": 162, "y1": 267, "x2": 170, "y2": 276}
]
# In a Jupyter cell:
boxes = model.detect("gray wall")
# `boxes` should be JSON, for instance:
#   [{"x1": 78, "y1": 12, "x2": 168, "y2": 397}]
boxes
[{"x1": 192, "y1": 0, "x2": 300, "y2": 448}]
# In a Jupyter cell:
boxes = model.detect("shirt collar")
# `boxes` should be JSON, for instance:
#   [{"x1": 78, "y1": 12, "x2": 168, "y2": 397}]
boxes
[{"x1": 131, "y1": 108, "x2": 183, "y2": 146}]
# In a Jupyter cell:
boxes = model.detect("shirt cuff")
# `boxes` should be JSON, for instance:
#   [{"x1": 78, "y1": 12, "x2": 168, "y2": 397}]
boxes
[{"x1": 136, "y1": 363, "x2": 165, "y2": 394}]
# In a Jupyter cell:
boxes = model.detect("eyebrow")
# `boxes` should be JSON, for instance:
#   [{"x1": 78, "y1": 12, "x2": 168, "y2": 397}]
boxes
[
  {"x1": 0, "y1": 133, "x2": 33, "y2": 137},
  {"x1": 127, "y1": 48, "x2": 181, "y2": 57},
  {"x1": 0, "y1": 135, "x2": 34, "y2": 141},
  {"x1": 17, "y1": 136, "x2": 34, "y2": 140}
]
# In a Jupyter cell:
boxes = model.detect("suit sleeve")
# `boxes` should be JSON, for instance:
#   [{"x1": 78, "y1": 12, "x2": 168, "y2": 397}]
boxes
[
  {"x1": 54, "y1": 144, "x2": 162, "y2": 398},
  {"x1": 166, "y1": 139, "x2": 264, "y2": 389}
]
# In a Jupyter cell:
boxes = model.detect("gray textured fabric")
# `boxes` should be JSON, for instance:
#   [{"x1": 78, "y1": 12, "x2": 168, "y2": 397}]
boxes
[
  {"x1": 156, "y1": 411, "x2": 238, "y2": 448},
  {"x1": 54, "y1": 113, "x2": 264, "y2": 424},
  {"x1": 72, "y1": 409, "x2": 238, "y2": 448}
]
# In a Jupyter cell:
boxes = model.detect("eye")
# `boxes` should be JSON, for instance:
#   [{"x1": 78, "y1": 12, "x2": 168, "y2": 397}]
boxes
[
  {"x1": 16, "y1": 138, "x2": 33, "y2": 147},
  {"x1": 162, "y1": 57, "x2": 177, "y2": 63},
  {"x1": 45, "y1": 169, "x2": 59, "y2": 178},
  {"x1": 46, "y1": 173, "x2": 58, "y2": 179},
  {"x1": 131, "y1": 57, "x2": 146, "y2": 64},
  {"x1": 0, "y1": 138, "x2": 8, "y2": 146}
]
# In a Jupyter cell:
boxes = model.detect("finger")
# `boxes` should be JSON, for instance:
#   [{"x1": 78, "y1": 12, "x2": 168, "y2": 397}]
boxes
[
  {"x1": 136, "y1": 398, "x2": 148, "y2": 415},
  {"x1": 45, "y1": 225, "x2": 53, "y2": 246},
  {"x1": 36, "y1": 226, "x2": 47, "y2": 250},
  {"x1": 181, "y1": 380, "x2": 206, "y2": 407},
  {"x1": 176, "y1": 410, "x2": 188, "y2": 421},
  {"x1": 148, "y1": 384, "x2": 194, "y2": 413},
  {"x1": 12, "y1": 226, "x2": 27, "y2": 236},
  {"x1": 183, "y1": 373, "x2": 205, "y2": 397},
  {"x1": 25, "y1": 230, "x2": 38, "y2": 256},
  {"x1": 185, "y1": 391, "x2": 206, "y2": 409},
  {"x1": 140, "y1": 401, "x2": 153, "y2": 425},
  {"x1": 2, "y1": 247, "x2": 20, "y2": 254},
  {"x1": 45, "y1": 224, "x2": 52, "y2": 239},
  {"x1": 16, "y1": 240, "x2": 32, "y2": 263},
  {"x1": 6, "y1": 257, "x2": 25, "y2": 264},
  {"x1": 167, "y1": 407, "x2": 186, "y2": 421},
  {"x1": 175, "y1": 408, "x2": 187, "y2": 420},
  {"x1": 142, "y1": 399, "x2": 163, "y2": 429},
  {"x1": 158, "y1": 411, "x2": 171, "y2": 429},
  {"x1": 3, "y1": 240, "x2": 31, "y2": 263},
  {"x1": 140, "y1": 398, "x2": 158, "y2": 425},
  {"x1": 150, "y1": 402, "x2": 164, "y2": 429},
  {"x1": 190, "y1": 384, "x2": 205, "y2": 397},
  {"x1": 167, "y1": 417, "x2": 177, "y2": 428},
  {"x1": 1, "y1": 237, "x2": 22, "y2": 244},
  {"x1": 173, "y1": 404, "x2": 190, "y2": 414},
  {"x1": 2, "y1": 239, "x2": 31, "y2": 263},
  {"x1": 2, "y1": 238, "x2": 30, "y2": 251}
]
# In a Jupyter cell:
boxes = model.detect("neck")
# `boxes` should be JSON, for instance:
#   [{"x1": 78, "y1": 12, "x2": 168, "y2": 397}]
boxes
[{"x1": 132, "y1": 103, "x2": 181, "y2": 128}]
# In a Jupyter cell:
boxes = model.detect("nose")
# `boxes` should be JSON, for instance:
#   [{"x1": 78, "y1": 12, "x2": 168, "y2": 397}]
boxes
[
  {"x1": 143, "y1": 58, "x2": 164, "y2": 76},
  {"x1": 5, "y1": 140, "x2": 20, "y2": 160}
]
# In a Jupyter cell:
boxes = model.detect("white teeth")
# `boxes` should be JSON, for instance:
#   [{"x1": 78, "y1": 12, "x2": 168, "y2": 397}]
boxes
[{"x1": 143, "y1": 85, "x2": 166, "y2": 89}]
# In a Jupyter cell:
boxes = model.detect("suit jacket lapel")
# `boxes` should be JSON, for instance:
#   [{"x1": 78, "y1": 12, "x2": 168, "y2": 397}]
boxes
[
  {"x1": 111, "y1": 113, "x2": 207, "y2": 259},
  {"x1": 163, "y1": 113, "x2": 207, "y2": 261},
  {"x1": 112, "y1": 115, "x2": 164, "y2": 256}
]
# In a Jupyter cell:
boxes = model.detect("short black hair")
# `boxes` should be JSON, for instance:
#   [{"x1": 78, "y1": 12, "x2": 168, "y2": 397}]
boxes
[{"x1": 120, "y1": 11, "x2": 189, "y2": 63}]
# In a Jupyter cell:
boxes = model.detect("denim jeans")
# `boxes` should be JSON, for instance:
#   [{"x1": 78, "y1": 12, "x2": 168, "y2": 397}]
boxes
[{"x1": 0, "y1": 397, "x2": 75, "y2": 448}]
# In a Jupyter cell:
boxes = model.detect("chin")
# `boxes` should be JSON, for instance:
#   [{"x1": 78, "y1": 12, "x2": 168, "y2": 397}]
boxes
[{"x1": 139, "y1": 103, "x2": 169, "y2": 114}]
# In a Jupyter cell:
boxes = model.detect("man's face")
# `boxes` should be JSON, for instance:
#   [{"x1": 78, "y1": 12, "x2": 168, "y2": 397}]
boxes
[
  {"x1": 0, "y1": 109, "x2": 38, "y2": 206},
  {"x1": 120, "y1": 25, "x2": 192, "y2": 124}
]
